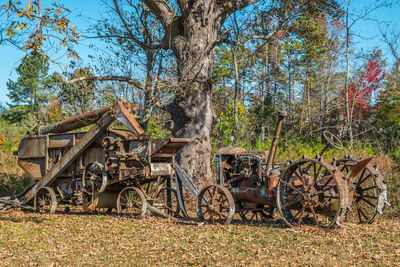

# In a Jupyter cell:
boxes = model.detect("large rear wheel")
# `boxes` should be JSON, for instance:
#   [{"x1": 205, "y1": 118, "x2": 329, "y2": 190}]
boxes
[
  {"x1": 335, "y1": 157, "x2": 387, "y2": 223},
  {"x1": 277, "y1": 158, "x2": 348, "y2": 228}
]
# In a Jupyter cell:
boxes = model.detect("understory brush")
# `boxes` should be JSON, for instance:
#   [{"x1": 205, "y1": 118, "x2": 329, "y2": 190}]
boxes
[{"x1": 0, "y1": 151, "x2": 33, "y2": 197}]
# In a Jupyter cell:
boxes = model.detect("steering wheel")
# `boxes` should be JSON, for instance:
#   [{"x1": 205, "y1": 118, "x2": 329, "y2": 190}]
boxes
[{"x1": 323, "y1": 131, "x2": 343, "y2": 150}]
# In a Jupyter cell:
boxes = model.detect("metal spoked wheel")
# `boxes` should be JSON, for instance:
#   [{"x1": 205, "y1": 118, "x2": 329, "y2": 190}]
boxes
[
  {"x1": 34, "y1": 187, "x2": 57, "y2": 214},
  {"x1": 196, "y1": 184, "x2": 235, "y2": 225},
  {"x1": 277, "y1": 158, "x2": 348, "y2": 228},
  {"x1": 239, "y1": 210, "x2": 271, "y2": 222},
  {"x1": 335, "y1": 157, "x2": 387, "y2": 224},
  {"x1": 238, "y1": 203, "x2": 274, "y2": 223},
  {"x1": 82, "y1": 162, "x2": 108, "y2": 196},
  {"x1": 154, "y1": 187, "x2": 180, "y2": 217},
  {"x1": 117, "y1": 187, "x2": 147, "y2": 218}
]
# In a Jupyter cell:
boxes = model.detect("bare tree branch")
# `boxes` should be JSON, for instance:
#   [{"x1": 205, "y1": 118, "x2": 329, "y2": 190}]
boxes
[
  {"x1": 83, "y1": 34, "x2": 162, "y2": 50},
  {"x1": 62, "y1": 76, "x2": 164, "y2": 109},
  {"x1": 142, "y1": 0, "x2": 175, "y2": 27},
  {"x1": 224, "y1": 0, "x2": 261, "y2": 11},
  {"x1": 176, "y1": 0, "x2": 189, "y2": 18},
  {"x1": 110, "y1": 0, "x2": 161, "y2": 50},
  {"x1": 380, "y1": 26, "x2": 400, "y2": 63}
]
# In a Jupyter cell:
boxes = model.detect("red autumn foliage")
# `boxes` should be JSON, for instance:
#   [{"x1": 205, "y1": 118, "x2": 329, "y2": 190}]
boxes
[
  {"x1": 340, "y1": 59, "x2": 385, "y2": 122},
  {"x1": 274, "y1": 30, "x2": 285, "y2": 39}
]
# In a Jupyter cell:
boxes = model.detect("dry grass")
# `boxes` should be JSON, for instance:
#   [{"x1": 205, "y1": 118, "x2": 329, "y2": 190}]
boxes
[{"x1": 1, "y1": 210, "x2": 399, "y2": 266}]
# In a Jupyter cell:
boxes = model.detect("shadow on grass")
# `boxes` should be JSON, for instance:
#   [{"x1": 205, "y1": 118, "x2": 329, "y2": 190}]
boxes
[
  {"x1": 6, "y1": 206, "x2": 380, "y2": 229},
  {"x1": 42, "y1": 207, "x2": 289, "y2": 228},
  {"x1": 0, "y1": 214, "x2": 45, "y2": 223}
]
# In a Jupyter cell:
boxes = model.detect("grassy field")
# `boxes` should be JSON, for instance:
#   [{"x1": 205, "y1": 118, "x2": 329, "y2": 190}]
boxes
[{"x1": 1, "y1": 210, "x2": 400, "y2": 266}]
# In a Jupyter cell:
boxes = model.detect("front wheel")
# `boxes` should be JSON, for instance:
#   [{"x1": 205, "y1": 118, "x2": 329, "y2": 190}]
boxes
[
  {"x1": 117, "y1": 187, "x2": 147, "y2": 218},
  {"x1": 34, "y1": 187, "x2": 57, "y2": 214},
  {"x1": 196, "y1": 184, "x2": 235, "y2": 225}
]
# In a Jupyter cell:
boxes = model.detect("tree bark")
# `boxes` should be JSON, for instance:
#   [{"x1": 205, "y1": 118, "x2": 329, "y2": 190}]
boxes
[
  {"x1": 345, "y1": 0, "x2": 353, "y2": 150},
  {"x1": 132, "y1": 0, "x2": 260, "y2": 187},
  {"x1": 154, "y1": 2, "x2": 225, "y2": 187}
]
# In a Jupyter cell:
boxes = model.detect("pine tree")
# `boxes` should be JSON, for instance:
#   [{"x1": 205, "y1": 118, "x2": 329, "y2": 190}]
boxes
[{"x1": 5, "y1": 53, "x2": 54, "y2": 123}]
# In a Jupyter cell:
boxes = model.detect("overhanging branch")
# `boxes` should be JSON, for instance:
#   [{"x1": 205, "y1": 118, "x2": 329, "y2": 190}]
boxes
[{"x1": 62, "y1": 76, "x2": 165, "y2": 109}]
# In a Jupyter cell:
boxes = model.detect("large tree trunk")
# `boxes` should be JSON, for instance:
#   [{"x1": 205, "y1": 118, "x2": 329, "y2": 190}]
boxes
[
  {"x1": 142, "y1": 0, "x2": 260, "y2": 187},
  {"x1": 168, "y1": 89, "x2": 214, "y2": 187},
  {"x1": 165, "y1": 13, "x2": 221, "y2": 187}
]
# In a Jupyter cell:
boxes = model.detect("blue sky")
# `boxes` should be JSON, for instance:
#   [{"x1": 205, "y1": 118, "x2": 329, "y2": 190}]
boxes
[{"x1": 0, "y1": 0, "x2": 399, "y2": 106}]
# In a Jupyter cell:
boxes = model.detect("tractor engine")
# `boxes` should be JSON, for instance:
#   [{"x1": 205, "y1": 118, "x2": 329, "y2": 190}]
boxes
[{"x1": 216, "y1": 148, "x2": 278, "y2": 206}]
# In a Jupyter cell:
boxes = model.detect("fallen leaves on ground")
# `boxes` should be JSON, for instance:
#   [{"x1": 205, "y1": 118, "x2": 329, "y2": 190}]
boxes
[{"x1": 0, "y1": 211, "x2": 399, "y2": 266}]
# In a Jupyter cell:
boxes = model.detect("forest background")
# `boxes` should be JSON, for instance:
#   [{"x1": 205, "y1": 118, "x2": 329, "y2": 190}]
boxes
[{"x1": 0, "y1": 0, "x2": 399, "y2": 209}]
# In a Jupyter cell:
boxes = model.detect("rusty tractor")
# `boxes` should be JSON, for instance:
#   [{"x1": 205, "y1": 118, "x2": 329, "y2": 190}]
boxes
[
  {"x1": 0, "y1": 100, "x2": 194, "y2": 218},
  {"x1": 196, "y1": 111, "x2": 389, "y2": 227}
]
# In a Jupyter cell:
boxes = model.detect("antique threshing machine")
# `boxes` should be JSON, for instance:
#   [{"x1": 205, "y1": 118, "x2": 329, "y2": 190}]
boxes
[
  {"x1": 196, "y1": 111, "x2": 388, "y2": 227},
  {"x1": 2, "y1": 100, "x2": 191, "y2": 218}
]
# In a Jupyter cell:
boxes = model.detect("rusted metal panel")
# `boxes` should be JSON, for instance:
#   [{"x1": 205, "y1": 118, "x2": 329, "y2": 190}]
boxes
[
  {"x1": 150, "y1": 163, "x2": 173, "y2": 176},
  {"x1": 19, "y1": 159, "x2": 45, "y2": 180},
  {"x1": 115, "y1": 101, "x2": 144, "y2": 136},
  {"x1": 108, "y1": 129, "x2": 148, "y2": 141},
  {"x1": 17, "y1": 136, "x2": 47, "y2": 180},
  {"x1": 82, "y1": 147, "x2": 104, "y2": 166},
  {"x1": 230, "y1": 186, "x2": 270, "y2": 205},
  {"x1": 48, "y1": 133, "x2": 76, "y2": 148},
  {"x1": 152, "y1": 138, "x2": 191, "y2": 155},
  {"x1": 346, "y1": 157, "x2": 372, "y2": 180},
  {"x1": 18, "y1": 136, "x2": 46, "y2": 159},
  {"x1": 24, "y1": 110, "x2": 116, "y2": 202},
  {"x1": 216, "y1": 146, "x2": 246, "y2": 156}
]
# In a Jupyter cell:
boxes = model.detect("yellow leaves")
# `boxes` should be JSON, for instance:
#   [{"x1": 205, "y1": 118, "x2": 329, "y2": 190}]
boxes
[
  {"x1": 25, "y1": 11, "x2": 32, "y2": 19},
  {"x1": 12, "y1": 136, "x2": 19, "y2": 144},
  {"x1": 6, "y1": 27, "x2": 14, "y2": 37},
  {"x1": 14, "y1": 22, "x2": 26, "y2": 31},
  {"x1": 17, "y1": 9, "x2": 25, "y2": 17},
  {"x1": 5, "y1": 1, "x2": 80, "y2": 54},
  {"x1": 25, "y1": 1, "x2": 32, "y2": 12},
  {"x1": 0, "y1": 132, "x2": 6, "y2": 147},
  {"x1": 67, "y1": 52, "x2": 79, "y2": 60}
]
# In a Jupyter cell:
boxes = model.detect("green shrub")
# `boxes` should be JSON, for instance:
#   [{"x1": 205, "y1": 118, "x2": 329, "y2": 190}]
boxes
[
  {"x1": 0, "y1": 173, "x2": 33, "y2": 197},
  {"x1": 146, "y1": 119, "x2": 172, "y2": 139}
]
